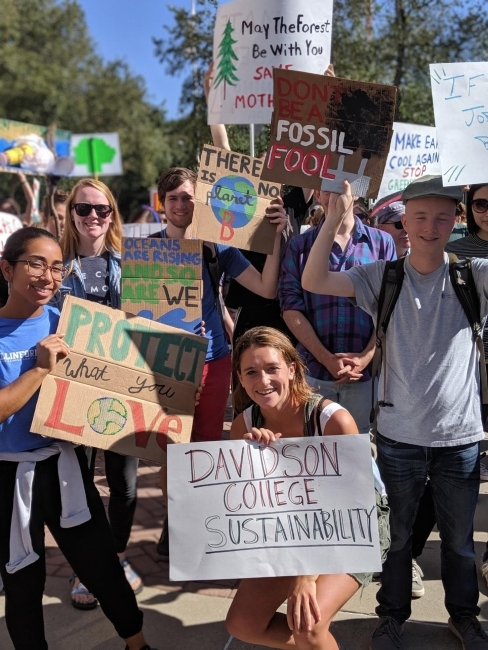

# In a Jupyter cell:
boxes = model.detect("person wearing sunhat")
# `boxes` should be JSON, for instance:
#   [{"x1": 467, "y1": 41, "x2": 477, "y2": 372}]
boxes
[
  {"x1": 373, "y1": 191, "x2": 410, "y2": 258},
  {"x1": 301, "y1": 175, "x2": 488, "y2": 650}
]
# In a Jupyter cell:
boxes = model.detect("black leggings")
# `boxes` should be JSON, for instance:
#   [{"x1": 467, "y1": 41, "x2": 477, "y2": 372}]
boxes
[{"x1": 0, "y1": 447, "x2": 143, "y2": 650}]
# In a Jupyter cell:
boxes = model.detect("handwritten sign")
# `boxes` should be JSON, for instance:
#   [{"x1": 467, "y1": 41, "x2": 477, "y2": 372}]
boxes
[
  {"x1": 0, "y1": 211, "x2": 22, "y2": 254},
  {"x1": 192, "y1": 146, "x2": 279, "y2": 254},
  {"x1": 430, "y1": 62, "x2": 488, "y2": 186},
  {"x1": 377, "y1": 123, "x2": 441, "y2": 199},
  {"x1": 260, "y1": 69, "x2": 397, "y2": 199},
  {"x1": 168, "y1": 435, "x2": 381, "y2": 581},
  {"x1": 122, "y1": 238, "x2": 202, "y2": 332},
  {"x1": 208, "y1": 0, "x2": 333, "y2": 125},
  {"x1": 31, "y1": 296, "x2": 208, "y2": 464}
]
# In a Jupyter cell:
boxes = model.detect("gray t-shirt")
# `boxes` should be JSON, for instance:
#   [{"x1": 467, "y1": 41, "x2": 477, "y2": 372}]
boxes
[{"x1": 346, "y1": 254, "x2": 488, "y2": 446}]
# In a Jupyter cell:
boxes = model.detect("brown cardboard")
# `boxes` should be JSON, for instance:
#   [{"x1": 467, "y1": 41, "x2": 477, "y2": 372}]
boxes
[
  {"x1": 121, "y1": 300, "x2": 202, "y2": 330},
  {"x1": 260, "y1": 69, "x2": 397, "y2": 199},
  {"x1": 192, "y1": 145, "x2": 280, "y2": 253},
  {"x1": 122, "y1": 238, "x2": 203, "y2": 279},
  {"x1": 121, "y1": 279, "x2": 203, "y2": 304},
  {"x1": 31, "y1": 296, "x2": 208, "y2": 464}
]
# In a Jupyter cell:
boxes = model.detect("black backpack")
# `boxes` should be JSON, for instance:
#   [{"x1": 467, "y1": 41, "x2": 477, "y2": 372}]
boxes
[
  {"x1": 370, "y1": 254, "x2": 488, "y2": 425},
  {"x1": 202, "y1": 241, "x2": 225, "y2": 325}
]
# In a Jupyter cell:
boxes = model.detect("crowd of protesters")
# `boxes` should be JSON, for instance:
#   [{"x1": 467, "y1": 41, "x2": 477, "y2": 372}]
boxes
[{"x1": 1, "y1": 71, "x2": 488, "y2": 650}]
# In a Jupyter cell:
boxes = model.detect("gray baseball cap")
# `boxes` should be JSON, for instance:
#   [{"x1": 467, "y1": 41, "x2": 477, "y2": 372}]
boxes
[{"x1": 402, "y1": 175, "x2": 463, "y2": 203}]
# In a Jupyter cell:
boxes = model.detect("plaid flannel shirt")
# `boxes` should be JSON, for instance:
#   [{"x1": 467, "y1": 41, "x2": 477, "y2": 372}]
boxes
[{"x1": 279, "y1": 217, "x2": 396, "y2": 381}]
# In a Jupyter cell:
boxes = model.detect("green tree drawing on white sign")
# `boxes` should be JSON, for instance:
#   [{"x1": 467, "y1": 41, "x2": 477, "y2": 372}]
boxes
[{"x1": 214, "y1": 20, "x2": 239, "y2": 100}]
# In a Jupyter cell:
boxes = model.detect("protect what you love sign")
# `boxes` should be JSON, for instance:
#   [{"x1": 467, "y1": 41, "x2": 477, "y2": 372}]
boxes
[
  {"x1": 31, "y1": 296, "x2": 208, "y2": 464},
  {"x1": 260, "y1": 69, "x2": 397, "y2": 199},
  {"x1": 192, "y1": 145, "x2": 280, "y2": 254},
  {"x1": 167, "y1": 434, "x2": 382, "y2": 581}
]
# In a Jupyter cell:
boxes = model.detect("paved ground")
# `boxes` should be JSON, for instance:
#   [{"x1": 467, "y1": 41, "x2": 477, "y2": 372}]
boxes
[{"x1": 2, "y1": 426, "x2": 488, "y2": 649}]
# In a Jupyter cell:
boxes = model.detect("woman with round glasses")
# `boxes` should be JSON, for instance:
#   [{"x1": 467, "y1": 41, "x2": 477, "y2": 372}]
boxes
[
  {"x1": 0, "y1": 227, "x2": 156, "y2": 650},
  {"x1": 60, "y1": 179, "x2": 143, "y2": 609}
]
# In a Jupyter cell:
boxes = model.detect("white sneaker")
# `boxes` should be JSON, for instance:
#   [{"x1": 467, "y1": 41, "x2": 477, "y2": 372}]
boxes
[
  {"x1": 412, "y1": 558, "x2": 425, "y2": 598},
  {"x1": 480, "y1": 462, "x2": 488, "y2": 481}
]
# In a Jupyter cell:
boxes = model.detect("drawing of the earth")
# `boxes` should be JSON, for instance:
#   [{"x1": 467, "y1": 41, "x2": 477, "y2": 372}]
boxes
[
  {"x1": 210, "y1": 175, "x2": 257, "y2": 228},
  {"x1": 87, "y1": 397, "x2": 128, "y2": 435}
]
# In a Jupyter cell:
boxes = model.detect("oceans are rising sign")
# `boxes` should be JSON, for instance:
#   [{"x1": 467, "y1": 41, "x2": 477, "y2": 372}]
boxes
[
  {"x1": 207, "y1": 0, "x2": 333, "y2": 125},
  {"x1": 31, "y1": 296, "x2": 208, "y2": 464},
  {"x1": 260, "y1": 69, "x2": 397, "y2": 199},
  {"x1": 168, "y1": 435, "x2": 381, "y2": 581}
]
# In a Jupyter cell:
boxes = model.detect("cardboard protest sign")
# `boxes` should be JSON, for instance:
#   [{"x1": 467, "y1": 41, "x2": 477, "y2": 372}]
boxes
[
  {"x1": 168, "y1": 435, "x2": 382, "y2": 581},
  {"x1": 0, "y1": 212, "x2": 23, "y2": 254},
  {"x1": 378, "y1": 123, "x2": 441, "y2": 198},
  {"x1": 192, "y1": 145, "x2": 279, "y2": 253},
  {"x1": 0, "y1": 118, "x2": 72, "y2": 176},
  {"x1": 122, "y1": 238, "x2": 203, "y2": 332},
  {"x1": 208, "y1": 0, "x2": 333, "y2": 125},
  {"x1": 260, "y1": 69, "x2": 397, "y2": 199},
  {"x1": 31, "y1": 296, "x2": 208, "y2": 464},
  {"x1": 70, "y1": 132, "x2": 123, "y2": 176},
  {"x1": 430, "y1": 62, "x2": 488, "y2": 186}
]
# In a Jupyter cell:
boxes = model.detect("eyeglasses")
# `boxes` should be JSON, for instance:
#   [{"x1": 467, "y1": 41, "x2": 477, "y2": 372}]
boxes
[
  {"x1": 11, "y1": 258, "x2": 67, "y2": 280},
  {"x1": 384, "y1": 221, "x2": 405, "y2": 230},
  {"x1": 472, "y1": 199, "x2": 488, "y2": 214},
  {"x1": 71, "y1": 203, "x2": 113, "y2": 218}
]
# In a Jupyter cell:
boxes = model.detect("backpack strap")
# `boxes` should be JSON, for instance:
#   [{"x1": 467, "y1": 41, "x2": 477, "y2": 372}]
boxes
[
  {"x1": 370, "y1": 258, "x2": 406, "y2": 426},
  {"x1": 448, "y1": 254, "x2": 488, "y2": 404},
  {"x1": 304, "y1": 395, "x2": 327, "y2": 437},
  {"x1": 202, "y1": 241, "x2": 226, "y2": 327}
]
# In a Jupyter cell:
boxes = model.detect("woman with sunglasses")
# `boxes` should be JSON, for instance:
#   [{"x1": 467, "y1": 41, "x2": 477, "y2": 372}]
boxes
[
  {"x1": 0, "y1": 227, "x2": 156, "y2": 650},
  {"x1": 446, "y1": 185, "x2": 488, "y2": 259},
  {"x1": 60, "y1": 179, "x2": 143, "y2": 609}
]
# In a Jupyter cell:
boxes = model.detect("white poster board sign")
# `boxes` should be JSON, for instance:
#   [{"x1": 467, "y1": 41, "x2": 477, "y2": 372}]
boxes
[
  {"x1": 70, "y1": 132, "x2": 123, "y2": 176},
  {"x1": 208, "y1": 0, "x2": 333, "y2": 125},
  {"x1": 0, "y1": 212, "x2": 22, "y2": 254},
  {"x1": 430, "y1": 62, "x2": 488, "y2": 187},
  {"x1": 378, "y1": 122, "x2": 441, "y2": 199},
  {"x1": 168, "y1": 435, "x2": 381, "y2": 581}
]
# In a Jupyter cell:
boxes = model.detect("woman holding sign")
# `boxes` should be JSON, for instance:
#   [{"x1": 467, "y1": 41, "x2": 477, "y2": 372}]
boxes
[
  {"x1": 60, "y1": 179, "x2": 143, "y2": 607},
  {"x1": 0, "y1": 227, "x2": 156, "y2": 650},
  {"x1": 226, "y1": 327, "x2": 388, "y2": 650}
]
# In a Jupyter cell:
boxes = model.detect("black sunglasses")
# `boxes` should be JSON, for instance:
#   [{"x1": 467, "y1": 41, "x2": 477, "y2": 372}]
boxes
[
  {"x1": 472, "y1": 199, "x2": 488, "y2": 214},
  {"x1": 71, "y1": 203, "x2": 113, "y2": 218},
  {"x1": 384, "y1": 220, "x2": 405, "y2": 230}
]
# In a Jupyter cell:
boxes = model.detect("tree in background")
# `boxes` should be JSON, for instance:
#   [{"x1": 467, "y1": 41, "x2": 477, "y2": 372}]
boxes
[
  {"x1": 214, "y1": 20, "x2": 239, "y2": 101},
  {"x1": 154, "y1": 0, "x2": 488, "y2": 145},
  {"x1": 0, "y1": 0, "x2": 171, "y2": 217}
]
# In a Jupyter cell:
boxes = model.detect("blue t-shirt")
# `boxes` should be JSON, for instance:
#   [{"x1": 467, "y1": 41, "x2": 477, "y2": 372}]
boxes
[
  {"x1": 159, "y1": 230, "x2": 250, "y2": 361},
  {"x1": 0, "y1": 305, "x2": 60, "y2": 452}
]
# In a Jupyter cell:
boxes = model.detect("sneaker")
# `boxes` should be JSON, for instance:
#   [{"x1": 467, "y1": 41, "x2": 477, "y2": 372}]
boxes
[
  {"x1": 411, "y1": 559, "x2": 425, "y2": 598},
  {"x1": 480, "y1": 462, "x2": 488, "y2": 481},
  {"x1": 448, "y1": 616, "x2": 488, "y2": 649},
  {"x1": 370, "y1": 616, "x2": 404, "y2": 650},
  {"x1": 156, "y1": 517, "x2": 169, "y2": 559}
]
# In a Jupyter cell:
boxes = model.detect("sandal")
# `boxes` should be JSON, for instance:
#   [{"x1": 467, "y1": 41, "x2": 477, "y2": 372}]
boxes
[
  {"x1": 120, "y1": 558, "x2": 143, "y2": 595},
  {"x1": 69, "y1": 573, "x2": 98, "y2": 610}
]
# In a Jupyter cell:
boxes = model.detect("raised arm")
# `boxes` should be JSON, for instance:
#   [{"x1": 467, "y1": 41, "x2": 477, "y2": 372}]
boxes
[{"x1": 301, "y1": 181, "x2": 356, "y2": 297}]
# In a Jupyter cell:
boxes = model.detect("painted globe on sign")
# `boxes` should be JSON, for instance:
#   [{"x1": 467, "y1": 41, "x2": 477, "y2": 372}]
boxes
[
  {"x1": 210, "y1": 175, "x2": 257, "y2": 228},
  {"x1": 87, "y1": 397, "x2": 128, "y2": 435}
]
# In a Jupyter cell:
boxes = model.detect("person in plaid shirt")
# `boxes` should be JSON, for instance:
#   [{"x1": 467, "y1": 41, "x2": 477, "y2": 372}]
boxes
[{"x1": 279, "y1": 190, "x2": 396, "y2": 432}]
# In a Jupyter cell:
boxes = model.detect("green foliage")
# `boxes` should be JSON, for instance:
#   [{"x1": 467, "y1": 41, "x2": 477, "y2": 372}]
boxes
[
  {"x1": 214, "y1": 20, "x2": 239, "y2": 100},
  {"x1": 0, "y1": 0, "x2": 172, "y2": 217}
]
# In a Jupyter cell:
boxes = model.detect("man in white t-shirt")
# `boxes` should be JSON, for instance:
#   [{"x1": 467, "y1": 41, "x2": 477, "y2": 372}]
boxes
[{"x1": 301, "y1": 176, "x2": 488, "y2": 650}]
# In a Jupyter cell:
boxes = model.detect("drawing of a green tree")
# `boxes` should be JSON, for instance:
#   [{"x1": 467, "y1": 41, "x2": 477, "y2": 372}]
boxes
[{"x1": 214, "y1": 19, "x2": 239, "y2": 100}]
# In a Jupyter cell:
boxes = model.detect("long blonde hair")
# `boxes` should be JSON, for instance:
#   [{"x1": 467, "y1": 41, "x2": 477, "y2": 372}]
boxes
[
  {"x1": 233, "y1": 327, "x2": 313, "y2": 411},
  {"x1": 60, "y1": 179, "x2": 122, "y2": 262}
]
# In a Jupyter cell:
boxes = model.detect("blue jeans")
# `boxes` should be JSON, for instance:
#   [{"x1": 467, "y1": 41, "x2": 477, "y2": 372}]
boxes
[{"x1": 376, "y1": 432, "x2": 480, "y2": 623}]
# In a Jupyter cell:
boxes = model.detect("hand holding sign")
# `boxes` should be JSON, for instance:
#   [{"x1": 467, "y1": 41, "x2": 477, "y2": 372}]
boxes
[
  {"x1": 265, "y1": 196, "x2": 289, "y2": 235},
  {"x1": 36, "y1": 334, "x2": 70, "y2": 373}
]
